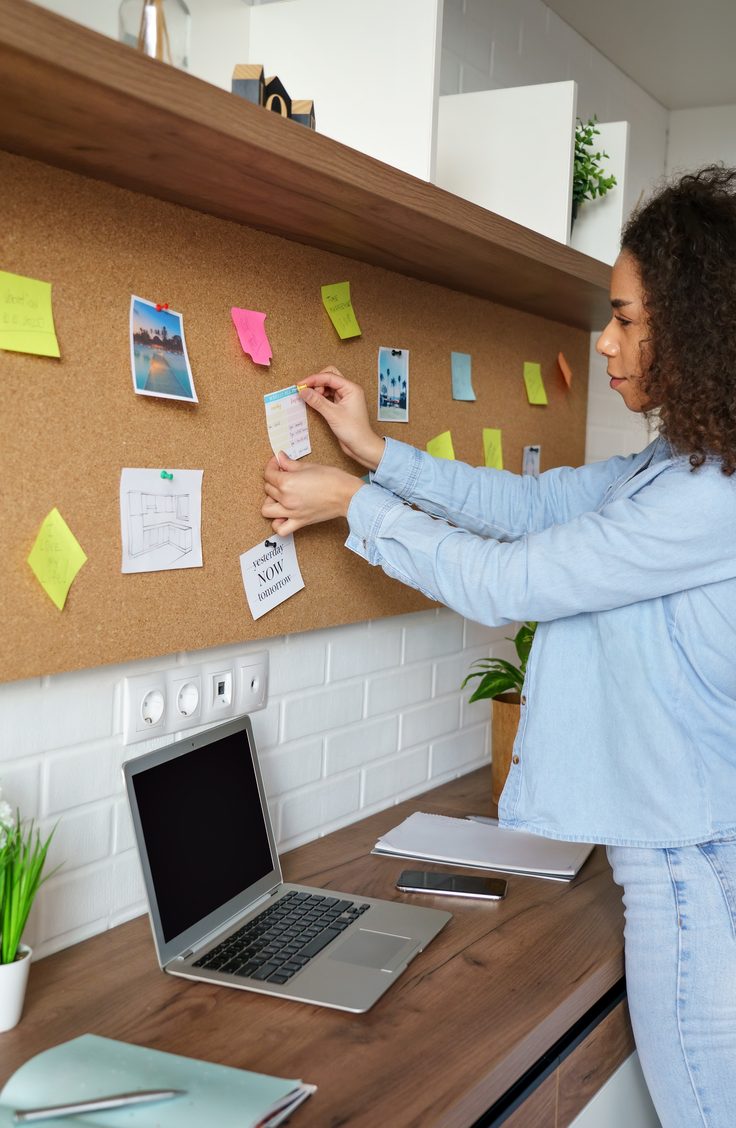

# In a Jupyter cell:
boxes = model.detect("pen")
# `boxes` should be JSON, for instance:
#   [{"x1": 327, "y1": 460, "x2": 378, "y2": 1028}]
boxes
[{"x1": 13, "y1": 1088, "x2": 186, "y2": 1123}]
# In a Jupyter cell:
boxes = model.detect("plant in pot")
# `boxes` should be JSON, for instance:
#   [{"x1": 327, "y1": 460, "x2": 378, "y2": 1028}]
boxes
[
  {"x1": 572, "y1": 116, "x2": 617, "y2": 229},
  {"x1": 0, "y1": 794, "x2": 56, "y2": 1033},
  {"x1": 462, "y1": 622, "x2": 537, "y2": 807}
]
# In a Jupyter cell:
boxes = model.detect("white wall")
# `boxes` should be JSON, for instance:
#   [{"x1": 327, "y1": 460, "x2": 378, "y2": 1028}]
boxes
[{"x1": 667, "y1": 104, "x2": 736, "y2": 174}]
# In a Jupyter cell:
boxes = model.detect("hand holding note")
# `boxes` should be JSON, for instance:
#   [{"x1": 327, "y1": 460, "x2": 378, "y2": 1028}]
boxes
[
  {"x1": 298, "y1": 366, "x2": 385, "y2": 470},
  {"x1": 262, "y1": 453, "x2": 363, "y2": 536}
]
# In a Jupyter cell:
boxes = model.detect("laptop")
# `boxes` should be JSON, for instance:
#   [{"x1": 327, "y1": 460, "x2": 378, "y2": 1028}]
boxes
[{"x1": 123, "y1": 715, "x2": 451, "y2": 1013}]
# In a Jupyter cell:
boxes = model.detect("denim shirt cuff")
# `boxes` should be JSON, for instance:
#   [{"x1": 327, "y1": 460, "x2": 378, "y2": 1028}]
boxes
[
  {"x1": 371, "y1": 438, "x2": 423, "y2": 500},
  {"x1": 345, "y1": 483, "x2": 406, "y2": 563}
]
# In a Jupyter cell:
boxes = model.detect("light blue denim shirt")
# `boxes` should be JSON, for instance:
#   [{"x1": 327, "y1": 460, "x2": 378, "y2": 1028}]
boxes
[{"x1": 345, "y1": 437, "x2": 736, "y2": 847}]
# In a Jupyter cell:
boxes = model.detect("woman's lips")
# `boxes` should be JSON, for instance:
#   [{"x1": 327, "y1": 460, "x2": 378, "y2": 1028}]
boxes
[{"x1": 609, "y1": 375, "x2": 626, "y2": 389}]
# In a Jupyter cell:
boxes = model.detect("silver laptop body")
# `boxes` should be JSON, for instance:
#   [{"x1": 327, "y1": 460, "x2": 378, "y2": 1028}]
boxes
[{"x1": 123, "y1": 715, "x2": 450, "y2": 1013}]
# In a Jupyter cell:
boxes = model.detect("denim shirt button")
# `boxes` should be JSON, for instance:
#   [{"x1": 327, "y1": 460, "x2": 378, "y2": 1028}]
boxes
[
  {"x1": 520, "y1": 695, "x2": 527, "y2": 706},
  {"x1": 512, "y1": 754, "x2": 520, "y2": 765}
]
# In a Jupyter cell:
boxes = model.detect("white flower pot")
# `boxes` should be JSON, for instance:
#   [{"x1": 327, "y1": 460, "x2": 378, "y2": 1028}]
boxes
[{"x1": 0, "y1": 945, "x2": 32, "y2": 1033}]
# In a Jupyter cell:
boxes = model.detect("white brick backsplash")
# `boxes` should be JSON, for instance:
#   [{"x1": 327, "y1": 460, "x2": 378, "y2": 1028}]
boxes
[
  {"x1": 38, "y1": 865, "x2": 112, "y2": 939},
  {"x1": 249, "y1": 701, "x2": 280, "y2": 751},
  {"x1": 0, "y1": 668, "x2": 115, "y2": 759},
  {"x1": 259, "y1": 738, "x2": 323, "y2": 797},
  {"x1": 464, "y1": 621, "x2": 508, "y2": 648},
  {"x1": 282, "y1": 682, "x2": 364, "y2": 742},
  {"x1": 431, "y1": 726, "x2": 489, "y2": 778},
  {"x1": 111, "y1": 851, "x2": 145, "y2": 916},
  {"x1": 461, "y1": 695, "x2": 492, "y2": 730},
  {"x1": 434, "y1": 647, "x2": 489, "y2": 697},
  {"x1": 42, "y1": 804, "x2": 112, "y2": 872},
  {"x1": 268, "y1": 638, "x2": 326, "y2": 696},
  {"x1": 0, "y1": 759, "x2": 41, "y2": 818},
  {"x1": 400, "y1": 699, "x2": 460, "y2": 750},
  {"x1": 363, "y1": 749, "x2": 430, "y2": 808},
  {"x1": 112, "y1": 798, "x2": 136, "y2": 854},
  {"x1": 327, "y1": 624, "x2": 401, "y2": 682},
  {"x1": 325, "y1": 716, "x2": 399, "y2": 774},
  {"x1": 366, "y1": 665, "x2": 433, "y2": 717},
  {"x1": 280, "y1": 775, "x2": 361, "y2": 841},
  {"x1": 44, "y1": 742, "x2": 118, "y2": 815},
  {"x1": 403, "y1": 611, "x2": 464, "y2": 663}
]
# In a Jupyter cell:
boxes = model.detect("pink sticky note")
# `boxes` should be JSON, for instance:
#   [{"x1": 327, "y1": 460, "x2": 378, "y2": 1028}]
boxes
[{"x1": 231, "y1": 308, "x2": 272, "y2": 366}]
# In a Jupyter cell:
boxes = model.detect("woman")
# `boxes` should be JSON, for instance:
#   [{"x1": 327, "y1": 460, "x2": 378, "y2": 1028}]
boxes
[{"x1": 262, "y1": 166, "x2": 736, "y2": 1127}]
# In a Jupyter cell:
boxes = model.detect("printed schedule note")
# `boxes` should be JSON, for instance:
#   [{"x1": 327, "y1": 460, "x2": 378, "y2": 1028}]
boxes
[{"x1": 264, "y1": 385, "x2": 311, "y2": 460}]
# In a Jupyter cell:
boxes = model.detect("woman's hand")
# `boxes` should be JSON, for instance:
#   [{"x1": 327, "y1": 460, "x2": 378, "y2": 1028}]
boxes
[
  {"x1": 298, "y1": 366, "x2": 385, "y2": 471},
  {"x1": 262, "y1": 452, "x2": 364, "y2": 536}
]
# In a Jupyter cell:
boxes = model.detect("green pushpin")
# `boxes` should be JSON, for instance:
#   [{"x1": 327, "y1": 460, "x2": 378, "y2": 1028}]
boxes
[{"x1": 160, "y1": 470, "x2": 173, "y2": 480}]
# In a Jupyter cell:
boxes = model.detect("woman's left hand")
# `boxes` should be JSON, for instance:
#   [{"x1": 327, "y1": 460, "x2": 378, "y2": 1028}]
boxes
[{"x1": 262, "y1": 453, "x2": 364, "y2": 536}]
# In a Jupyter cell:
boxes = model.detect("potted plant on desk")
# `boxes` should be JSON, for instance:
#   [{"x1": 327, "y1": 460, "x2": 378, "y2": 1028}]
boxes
[
  {"x1": 462, "y1": 622, "x2": 537, "y2": 807},
  {"x1": 0, "y1": 792, "x2": 56, "y2": 1032}
]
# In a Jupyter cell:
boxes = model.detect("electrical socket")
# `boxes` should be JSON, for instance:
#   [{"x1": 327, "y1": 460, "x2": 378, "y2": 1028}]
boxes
[
  {"x1": 200, "y1": 660, "x2": 237, "y2": 723},
  {"x1": 236, "y1": 651, "x2": 268, "y2": 712},
  {"x1": 167, "y1": 667, "x2": 202, "y2": 732},
  {"x1": 123, "y1": 671, "x2": 168, "y2": 744}
]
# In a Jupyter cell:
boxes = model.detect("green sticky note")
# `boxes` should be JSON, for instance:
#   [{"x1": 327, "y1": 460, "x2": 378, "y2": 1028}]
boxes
[
  {"x1": 427, "y1": 430, "x2": 455, "y2": 460},
  {"x1": 523, "y1": 361, "x2": 547, "y2": 405},
  {"x1": 0, "y1": 270, "x2": 60, "y2": 357},
  {"x1": 27, "y1": 508, "x2": 87, "y2": 610},
  {"x1": 321, "y1": 281, "x2": 361, "y2": 339},
  {"x1": 482, "y1": 427, "x2": 503, "y2": 469}
]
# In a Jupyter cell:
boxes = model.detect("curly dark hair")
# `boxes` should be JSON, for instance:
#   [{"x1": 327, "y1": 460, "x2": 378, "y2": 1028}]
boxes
[{"x1": 620, "y1": 165, "x2": 736, "y2": 475}]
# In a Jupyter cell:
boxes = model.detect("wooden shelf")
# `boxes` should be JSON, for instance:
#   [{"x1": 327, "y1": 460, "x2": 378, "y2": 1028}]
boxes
[{"x1": 0, "y1": 0, "x2": 611, "y2": 330}]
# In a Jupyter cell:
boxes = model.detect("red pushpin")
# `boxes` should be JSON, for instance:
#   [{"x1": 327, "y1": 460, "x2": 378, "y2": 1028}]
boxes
[{"x1": 155, "y1": 302, "x2": 169, "y2": 311}]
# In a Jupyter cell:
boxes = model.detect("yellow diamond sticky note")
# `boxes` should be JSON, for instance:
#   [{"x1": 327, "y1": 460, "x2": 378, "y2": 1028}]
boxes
[
  {"x1": 482, "y1": 427, "x2": 503, "y2": 470},
  {"x1": 523, "y1": 361, "x2": 548, "y2": 405},
  {"x1": 321, "y1": 281, "x2": 361, "y2": 340},
  {"x1": 27, "y1": 508, "x2": 87, "y2": 611},
  {"x1": 427, "y1": 430, "x2": 455, "y2": 460},
  {"x1": 0, "y1": 270, "x2": 61, "y2": 357}
]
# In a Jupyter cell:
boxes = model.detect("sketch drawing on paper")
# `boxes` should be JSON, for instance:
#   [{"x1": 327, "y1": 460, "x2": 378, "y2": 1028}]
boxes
[{"x1": 119, "y1": 468, "x2": 203, "y2": 574}]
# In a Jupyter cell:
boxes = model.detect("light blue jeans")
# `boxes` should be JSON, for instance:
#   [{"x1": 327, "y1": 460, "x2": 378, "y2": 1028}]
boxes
[{"x1": 607, "y1": 842, "x2": 736, "y2": 1127}]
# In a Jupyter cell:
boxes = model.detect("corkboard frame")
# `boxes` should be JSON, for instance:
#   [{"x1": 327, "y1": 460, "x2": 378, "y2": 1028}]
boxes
[{"x1": 1, "y1": 153, "x2": 591, "y2": 683}]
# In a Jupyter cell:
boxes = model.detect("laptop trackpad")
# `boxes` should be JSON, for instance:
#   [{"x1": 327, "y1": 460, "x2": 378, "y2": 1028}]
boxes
[{"x1": 330, "y1": 929, "x2": 418, "y2": 973}]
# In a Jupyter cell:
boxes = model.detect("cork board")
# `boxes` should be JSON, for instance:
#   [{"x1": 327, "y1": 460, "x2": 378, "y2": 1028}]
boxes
[{"x1": 0, "y1": 152, "x2": 590, "y2": 683}]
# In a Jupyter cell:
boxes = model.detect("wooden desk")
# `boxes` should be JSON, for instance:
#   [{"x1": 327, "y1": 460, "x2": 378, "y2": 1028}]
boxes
[{"x1": 0, "y1": 769, "x2": 630, "y2": 1126}]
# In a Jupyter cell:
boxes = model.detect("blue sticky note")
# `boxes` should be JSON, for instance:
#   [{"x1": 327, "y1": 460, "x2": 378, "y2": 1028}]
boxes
[{"x1": 451, "y1": 352, "x2": 475, "y2": 401}]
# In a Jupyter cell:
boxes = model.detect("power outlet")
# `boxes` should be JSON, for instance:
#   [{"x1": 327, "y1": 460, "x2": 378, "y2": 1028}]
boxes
[
  {"x1": 167, "y1": 668, "x2": 202, "y2": 732},
  {"x1": 236, "y1": 651, "x2": 269, "y2": 713},
  {"x1": 123, "y1": 671, "x2": 168, "y2": 744},
  {"x1": 200, "y1": 661, "x2": 237, "y2": 723}
]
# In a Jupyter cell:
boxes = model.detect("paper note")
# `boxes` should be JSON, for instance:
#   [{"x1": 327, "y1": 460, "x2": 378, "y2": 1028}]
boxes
[
  {"x1": 451, "y1": 352, "x2": 475, "y2": 401},
  {"x1": 0, "y1": 270, "x2": 60, "y2": 357},
  {"x1": 377, "y1": 347, "x2": 410, "y2": 423},
  {"x1": 321, "y1": 282, "x2": 361, "y2": 339},
  {"x1": 27, "y1": 508, "x2": 87, "y2": 611},
  {"x1": 523, "y1": 361, "x2": 548, "y2": 406},
  {"x1": 557, "y1": 351, "x2": 573, "y2": 388},
  {"x1": 119, "y1": 468, "x2": 203, "y2": 573},
  {"x1": 482, "y1": 427, "x2": 503, "y2": 470},
  {"x1": 231, "y1": 307, "x2": 272, "y2": 366},
  {"x1": 264, "y1": 386, "x2": 311, "y2": 460},
  {"x1": 522, "y1": 445, "x2": 541, "y2": 476},
  {"x1": 240, "y1": 534, "x2": 305, "y2": 620},
  {"x1": 427, "y1": 431, "x2": 455, "y2": 460}
]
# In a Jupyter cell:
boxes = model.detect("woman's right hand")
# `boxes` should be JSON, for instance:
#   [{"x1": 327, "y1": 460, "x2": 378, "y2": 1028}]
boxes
[{"x1": 299, "y1": 366, "x2": 385, "y2": 471}]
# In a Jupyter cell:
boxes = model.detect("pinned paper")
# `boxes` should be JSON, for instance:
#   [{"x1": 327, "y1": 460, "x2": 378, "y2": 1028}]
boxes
[
  {"x1": 130, "y1": 296, "x2": 197, "y2": 402},
  {"x1": 522, "y1": 445, "x2": 541, "y2": 476},
  {"x1": 0, "y1": 270, "x2": 60, "y2": 357},
  {"x1": 321, "y1": 282, "x2": 361, "y2": 339},
  {"x1": 451, "y1": 352, "x2": 475, "y2": 401},
  {"x1": 240, "y1": 534, "x2": 305, "y2": 620},
  {"x1": 231, "y1": 308, "x2": 272, "y2": 366},
  {"x1": 264, "y1": 386, "x2": 311, "y2": 460},
  {"x1": 482, "y1": 428, "x2": 503, "y2": 470},
  {"x1": 523, "y1": 361, "x2": 547, "y2": 405},
  {"x1": 377, "y1": 347, "x2": 409, "y2": 423},
  {"x1": 27, "y1": 508, "x2": 87, "y2": 610},
  {"x1": 119, "y1": 468, "x2": 203, "y2": 573},
  {"x1": 427, "y1": 431, "x2": 455, "y2": 460},
  {"x1": 557, "y1": 351, "x2": 573, "y2": 388}
]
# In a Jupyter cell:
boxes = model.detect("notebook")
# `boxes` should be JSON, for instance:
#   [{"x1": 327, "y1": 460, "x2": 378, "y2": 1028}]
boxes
[
  {"x1": 372, "y1": 812, "x2": 594, "y2": 882},
  {"x1": 123, "y1": 715, "x2": 450, "y2": 1014},
  {"x1": 0, "y1": 1034, "x2": 314, "y2": 1127}
]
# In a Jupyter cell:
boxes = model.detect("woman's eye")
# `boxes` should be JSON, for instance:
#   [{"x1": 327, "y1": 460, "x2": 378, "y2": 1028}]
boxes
[{"x1": 615, "y1": 316, "x2": 632, "y2": 328}]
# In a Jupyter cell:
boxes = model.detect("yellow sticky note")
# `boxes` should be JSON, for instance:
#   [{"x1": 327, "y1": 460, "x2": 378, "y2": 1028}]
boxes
[
  {"x1": 523, "y1": 361, "x2": 547, "y2": 405},
  {"x1": 27, "y1": 508, "x2": 87, "y2": 611},
  {"x1": 427, "y1": 431, "x2": 455, "y2": 460},
  {"x1": 482, "y1": 427, "x2": 503, "y2": 470},
  {"x1": 0, "y1": 270, "x2": 60, "y2": 357},
  {"x1": 321, "y1": 282, "x2": 361, "y2": 340},
  {"x1": 557, "y1": 351, "x2": 573, "y2": 388}
]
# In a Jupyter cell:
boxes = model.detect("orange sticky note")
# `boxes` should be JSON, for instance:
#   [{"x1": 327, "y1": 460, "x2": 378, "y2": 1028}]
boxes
[{"x1": 557, "y1": 351, "x2": 573, "y2": 388}]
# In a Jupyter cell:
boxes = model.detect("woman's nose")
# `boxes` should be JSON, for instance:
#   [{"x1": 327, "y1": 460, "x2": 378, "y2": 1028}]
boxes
[{"x1": 595, "y1": 324, "x2": 619, "y2": 357}]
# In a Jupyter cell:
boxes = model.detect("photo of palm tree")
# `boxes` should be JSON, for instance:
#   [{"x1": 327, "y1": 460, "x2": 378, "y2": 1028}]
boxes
[
  {"x1": 377, "y1": 346, "x2": 409, "y2": 423},
  {"x1": 130, "y1": 295, "x2": 198, "y2": 402}
]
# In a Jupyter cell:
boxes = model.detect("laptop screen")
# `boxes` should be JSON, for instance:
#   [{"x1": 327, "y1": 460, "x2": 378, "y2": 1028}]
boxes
[{"x1": 130, "y1": 726, "x2": 276, "y2": 943}]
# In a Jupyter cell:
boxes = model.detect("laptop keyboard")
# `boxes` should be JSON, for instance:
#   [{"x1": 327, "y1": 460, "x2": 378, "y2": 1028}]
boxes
[{"x1": 192, "y1": 890, "x2": 370, "y2": 986}]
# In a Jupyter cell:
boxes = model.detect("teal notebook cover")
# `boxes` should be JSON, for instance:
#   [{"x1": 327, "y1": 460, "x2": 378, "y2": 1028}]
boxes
[{"x1": 0, "y1": 1035, "x2": 315, "y2": 1126}]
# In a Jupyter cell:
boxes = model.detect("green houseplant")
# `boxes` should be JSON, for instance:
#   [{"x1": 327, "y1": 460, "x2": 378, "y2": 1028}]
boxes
[
  {"x1": 572, "y1": 116, "x2": 617, "y2": 227},
  {"x1": 462, "y1": 622, "x2": 537, "y2": 805},
  {"x1": 0, "y1": 794, "x2": 56, "y2": 1031}
]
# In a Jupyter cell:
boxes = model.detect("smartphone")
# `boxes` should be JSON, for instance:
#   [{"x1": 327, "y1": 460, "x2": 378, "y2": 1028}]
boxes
[{"x1": 396, "y1": 869, "x2": 508, "y2": 901}]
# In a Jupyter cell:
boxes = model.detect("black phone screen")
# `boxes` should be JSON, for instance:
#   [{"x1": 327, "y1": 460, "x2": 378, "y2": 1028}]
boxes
[{"x1": 396, "y1": 870, "x2": 507, "y2": 900}]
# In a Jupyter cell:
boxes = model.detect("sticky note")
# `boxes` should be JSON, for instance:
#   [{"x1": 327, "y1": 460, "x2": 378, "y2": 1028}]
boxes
[
  {"x1": 523, "y1": 361, "x2": 548, "y2": 406},
  {"x1": 0, "y1": 270, "x2": 60, "y2": 357},
  {"x1": 427, "y1": 431, "x2": 455, "y2": 460},
  {"x1": 321, "y1": 282, "x2": 361, "y2": 340},
  {"x1": 451, "y1": 352, "x2": 476, "y2": 401},
  {"x1": 557, "y1": 351, "x2": 573, "y2": 388},
  {"x1": 27, "y1": 508, "x2": 87, "y2": 610},
  {"x1": 264, "y1": 386, "x2": 311, "y2": 460},
  {"x1": 240, "y1": 534, "x2": 305, "y2": 620},
  {"x1": 482, "y1": 428, "x2": 503, "y2": 470},
  {"x1": 231, "y1": 308, "x2": 272, "y2": 366}
]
